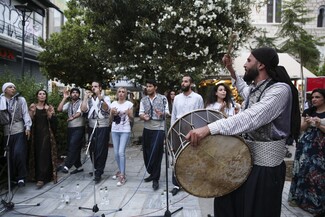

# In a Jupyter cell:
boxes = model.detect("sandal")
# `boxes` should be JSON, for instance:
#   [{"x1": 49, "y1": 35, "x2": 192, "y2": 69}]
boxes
[
  {"x1": 112, "y1": 171, "x2": 121, "y2": 180},
  {"x1": 117, "y1": 175, "x2": 126, "y2": 186}
]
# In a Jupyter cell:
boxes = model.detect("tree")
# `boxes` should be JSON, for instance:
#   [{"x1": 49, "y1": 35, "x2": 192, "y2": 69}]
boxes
[
  {"x1": 251, "y1": 29, "x2": 278, "y2": 50},
  {"x1": 38, "y1": 0, "x2": 110, "y2": 87},
  {"x1": 39, "y1": 0, "x2": 255, "y2": 90},
  {"x1": 313, "y1": 61, "x2": 325, "y2": 76},
  {"x1": 277, "y1": 0, "x2": 324, "y2": 104}
]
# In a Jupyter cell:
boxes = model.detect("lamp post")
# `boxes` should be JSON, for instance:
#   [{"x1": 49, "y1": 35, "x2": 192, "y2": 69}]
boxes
[{"x1": 15, "y1": 5, "x2": 33, "y2": 78}]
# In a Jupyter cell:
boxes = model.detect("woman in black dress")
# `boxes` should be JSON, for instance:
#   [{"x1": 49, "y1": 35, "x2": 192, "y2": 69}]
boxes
[{"x1": 29, "y1": 90, "x2": 58, "y2": 188}]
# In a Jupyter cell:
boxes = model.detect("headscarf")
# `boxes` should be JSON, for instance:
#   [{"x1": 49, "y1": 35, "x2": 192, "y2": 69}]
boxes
[
  {"x1": 0, "y1": 82, "x2": 16, "y2": 110},
  {"x1": 2, "y1": 82, "x2": 15, "y2": 93},
  {"x1": 251, "y1": 47, "x2": 301, "y2": 142}
]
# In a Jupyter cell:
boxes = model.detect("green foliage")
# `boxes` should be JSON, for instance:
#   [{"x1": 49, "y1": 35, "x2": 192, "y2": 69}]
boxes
[
  {"x1": 0, "y1": 73, "x2": 43, "y2": 103},
  {"x1": 39, "y1": 0, "x2": 255, "y2": 91},
  {"x1": 251, "y1": 29, "x2": 278, "y2": 50},
  {"x1": 277, "y1": 0, "x2": 323, "y2": 68},
  {"x1": 38, "y1": 0, "x2": 106, "y2": 87},
  {"x1": 313, "y1": 61, "x2": 325, "y2": 76}
]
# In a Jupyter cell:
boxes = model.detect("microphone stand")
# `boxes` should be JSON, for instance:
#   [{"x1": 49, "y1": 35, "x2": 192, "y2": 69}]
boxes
[
  {"x1": 78, "y1": 118, "x2": 101, "y2": 214},
  {"x1": 153, "y1": 98, "x2": 183, "y2": 217},
  {"x1": 1, "y1": 96, "x2": 39, "y2": 215}
]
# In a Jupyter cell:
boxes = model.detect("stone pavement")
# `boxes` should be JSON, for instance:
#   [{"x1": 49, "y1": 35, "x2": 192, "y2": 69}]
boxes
[{"x1": 0, "y1": 118, "x2": 313, "y2": 217}]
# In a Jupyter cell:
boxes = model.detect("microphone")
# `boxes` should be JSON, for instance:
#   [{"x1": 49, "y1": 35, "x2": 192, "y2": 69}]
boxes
[
  {"x1": 12, "y1": 92, "x2": 20, "y2": 99},
  {"x1": 163, "y1": 97, "x2": 167, "y2": 105}
]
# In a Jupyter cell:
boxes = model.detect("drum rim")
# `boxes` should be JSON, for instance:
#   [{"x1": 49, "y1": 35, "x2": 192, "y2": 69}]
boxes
[{"x1": 167, "y1": 108, "x2": 225, "y2": 136}]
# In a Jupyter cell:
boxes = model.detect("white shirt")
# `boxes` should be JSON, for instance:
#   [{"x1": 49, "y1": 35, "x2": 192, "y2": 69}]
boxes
[
  {"x1": 111, "y1": 100, "x2": 133, "y2": 132},
  {"x1": 206, "y1": 102, "x2": 235, "y2": 117},
  {"x1": 139, "y1": 94, "x2": 169, "y2": 131},
  {"x1": 171, "y1": 91, "x2": 204, "y2": 125}
]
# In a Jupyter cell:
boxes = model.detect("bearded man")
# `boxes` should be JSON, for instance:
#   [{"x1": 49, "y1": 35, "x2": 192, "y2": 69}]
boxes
[
  {"x1": 170, "y1": 75, "x2": 204, "y2": 195},
  {"x1": 185, "y1": 47, "x2": 300, "y2": 217}
]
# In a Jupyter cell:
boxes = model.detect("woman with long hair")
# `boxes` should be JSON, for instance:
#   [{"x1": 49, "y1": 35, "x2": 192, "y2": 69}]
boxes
[
  {"x1": 288, "y1": 88, "x2": 325, "y2": 217},
  {"x1": 205, "y1": 83, "x2": 235, "y2": 117},
  {"x1": 29, "y1": 90, "x2": 58, "y2": 188}
]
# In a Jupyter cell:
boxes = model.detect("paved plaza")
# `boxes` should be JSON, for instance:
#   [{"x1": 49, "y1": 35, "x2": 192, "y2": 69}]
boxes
[{"x1": 0, "y1": 118, "x2": 313, "y2": 217}]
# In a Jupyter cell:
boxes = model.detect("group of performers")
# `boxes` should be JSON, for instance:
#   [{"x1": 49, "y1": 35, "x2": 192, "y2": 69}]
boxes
[{"x1": 1, "y1": 47, "x2": 324, "y2": 217}]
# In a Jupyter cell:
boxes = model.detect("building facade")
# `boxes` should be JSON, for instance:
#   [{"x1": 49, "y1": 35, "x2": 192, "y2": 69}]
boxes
[
  {"x1": 0, "y1": 0, "x2": 66, "y2": 84},
  {"x1": 249, "y1": 0, "x2": 325, "y2": 56}
]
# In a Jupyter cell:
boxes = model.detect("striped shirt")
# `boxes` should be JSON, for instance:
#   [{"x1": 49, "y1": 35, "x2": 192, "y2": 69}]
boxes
[{"x1": 208, "y1": 73, "x2": 291, "y2": 140}]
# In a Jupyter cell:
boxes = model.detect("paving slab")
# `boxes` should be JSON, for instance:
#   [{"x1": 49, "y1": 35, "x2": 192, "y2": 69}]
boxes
[{"x1": 0, "y1": 118, "x2": 312, "y2": 217}]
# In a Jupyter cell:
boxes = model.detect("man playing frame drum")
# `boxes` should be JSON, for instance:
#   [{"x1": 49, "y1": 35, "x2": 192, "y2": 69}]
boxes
[{"x1": 185, "y1": 47, "x2": 300, "y2": 217}]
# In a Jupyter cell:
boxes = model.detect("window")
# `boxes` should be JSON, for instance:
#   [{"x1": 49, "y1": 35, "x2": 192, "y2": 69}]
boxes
[
  {"x1": 267, "y1": 0, "x2": 282, "y2": 23},
  {"x1": 24, "y1": 11, "x2": 44, "y2": 46},
  {"x1": 317, "y1": 6, "x2": 325, "y2": 27}
]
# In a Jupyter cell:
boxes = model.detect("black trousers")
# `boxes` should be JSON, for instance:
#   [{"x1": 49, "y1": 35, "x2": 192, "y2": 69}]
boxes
[
  {"x1": 88, "y1": 126, "x2": 110, "y2": 177},
  {"x1": 214, "y1": 161, "x2": 286, "y2": 217},
  {"x1": 172, "y1": 170, "x2": 179, "y2": 187},
  {"x1": 142, "y1": 128, "x2": 164, "y2": 181},
  {"x1": 65, "y1": 126, "x2": 85, "y2": 169},
  {"x1": 4, "y1": 132, "x2": 28, "y2": 181}
]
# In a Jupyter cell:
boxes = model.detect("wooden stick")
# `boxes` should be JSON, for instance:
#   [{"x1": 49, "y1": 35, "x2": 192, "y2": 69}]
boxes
[{"x1": 227, "y1": 34, "x2": 237, "y2": 55}]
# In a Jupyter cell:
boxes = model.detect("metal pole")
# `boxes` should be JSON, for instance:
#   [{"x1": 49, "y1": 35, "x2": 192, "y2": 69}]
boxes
[{"x1": 21, "y1": 11, "x2": 25, "y2": 78}]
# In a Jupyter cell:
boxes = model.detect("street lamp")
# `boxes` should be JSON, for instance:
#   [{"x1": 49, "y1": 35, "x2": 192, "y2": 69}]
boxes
[{"x1": 15, "y1": 4, "x2": 34, "y2": 78}]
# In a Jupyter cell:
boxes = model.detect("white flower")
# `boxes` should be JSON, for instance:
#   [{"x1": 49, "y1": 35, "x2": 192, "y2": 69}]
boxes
[
  {"x1": 194, "y1": 0, "x2": 204, "y2": 8},
  {"x1": 184, "y1": 27, "x2": 191, "y2": 33},
  {"x1": 190, "y1": 20, "x2": 197, "y2": 27}
]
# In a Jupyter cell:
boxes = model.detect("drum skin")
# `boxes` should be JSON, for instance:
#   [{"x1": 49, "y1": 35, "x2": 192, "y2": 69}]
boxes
[
  {"x1": 167, "y1": 109, "x2": 252, "y2": 198},
  {"x1": 175, "y1": 135, "x2": 252, "y2": 198}
]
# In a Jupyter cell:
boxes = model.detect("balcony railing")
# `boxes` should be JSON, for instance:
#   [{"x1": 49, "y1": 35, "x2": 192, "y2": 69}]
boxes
[{"x1": 0, "y1": 19, "x2": 40, "y2": 47}]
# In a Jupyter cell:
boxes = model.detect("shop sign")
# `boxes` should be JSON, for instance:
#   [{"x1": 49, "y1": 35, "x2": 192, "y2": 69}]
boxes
[{"x1": 0, "y1": 47, "x2": 16, "y2": 62}]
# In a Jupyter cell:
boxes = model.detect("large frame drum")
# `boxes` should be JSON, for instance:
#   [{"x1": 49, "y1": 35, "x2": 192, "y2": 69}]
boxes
[{"x1": 167, "y1": 109, "x2": 252, "y2": 198}]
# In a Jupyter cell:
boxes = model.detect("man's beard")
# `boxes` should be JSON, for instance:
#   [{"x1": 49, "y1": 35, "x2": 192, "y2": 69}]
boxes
[
  {"x1": 71, "y1": 95, "x2": 79, "y2": 101},
  {"x1": 243, "y1": 67, "x2": 259, "y2": 84},
  {"x1": 181, "y1": 85, "x2": 190, "y2": 92}
]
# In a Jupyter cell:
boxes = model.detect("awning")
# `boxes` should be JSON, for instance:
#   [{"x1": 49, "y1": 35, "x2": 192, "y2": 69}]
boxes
[{"x1": 233, "y1": 52, "x2": 317, "y2": 79}]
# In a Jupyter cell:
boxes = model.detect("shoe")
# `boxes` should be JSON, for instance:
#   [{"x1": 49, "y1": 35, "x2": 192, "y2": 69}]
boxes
[
  {"x1": 288, "y1": 200, "x2": 298, "y2": 207},
  {"x1": 171, "y1": 186, "x2": 180, "y2": 196},
  {"x1": 117, "y1": 175, "x2": 126, "y2": 186},
  {"x1": 56, "y1": 165, "x2": 63, "y2": 172},
  {"x1": 112, "y1": 171, "x2": 121, "y2": 180},
  {"x1": 17, "y1": 180, "x2": 25, "y2": 188},
  {"x1": 314, "y1": 212, "x2": 325, "y2": 217},
  {"x1": 152, "y1": 180, "x2": 159, "y2": 191},
  {"x1": 61, "y1": 166, "x2": 69, "y2": 173},
  {"x1": 94, "y1": 175, "x2": 101, "y2": 183},
  {"x1": 144, "y1": 175, "x2": 153, "y2": 182},
  {"x1": 36, "y1": 181, "x2": 44, "y2": 189},
  {"x1": 70, "y1": 168, "x2": 84, "y2": 174}
]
